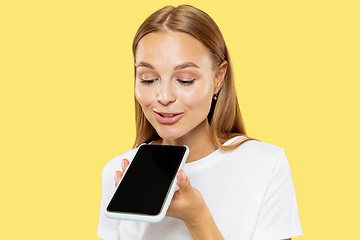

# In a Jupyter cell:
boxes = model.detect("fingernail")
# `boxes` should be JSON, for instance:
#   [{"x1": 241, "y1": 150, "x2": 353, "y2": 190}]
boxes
[
  {"x1": 121, "y1": 159, "x2": 125, "y2": 170},
  {"x1": 114, "y1": 172, "x2": 118, "y2": 182},
  {"x1": 182, "y1": 171, "x2": 186, "y2": 181}
]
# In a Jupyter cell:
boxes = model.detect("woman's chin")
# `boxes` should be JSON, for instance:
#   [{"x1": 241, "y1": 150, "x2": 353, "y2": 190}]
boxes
[{"x1": 157, "y1": 131, "x2": 184, "y2": 142}]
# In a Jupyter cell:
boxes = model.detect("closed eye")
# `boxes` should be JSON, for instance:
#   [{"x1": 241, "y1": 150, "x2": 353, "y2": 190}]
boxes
[
  {"x1": 177, "y1": 79, "x2": 195, "y2": 86},
  {"x1": 141, "y1": 78, "x2": 157, "y2": 84}
]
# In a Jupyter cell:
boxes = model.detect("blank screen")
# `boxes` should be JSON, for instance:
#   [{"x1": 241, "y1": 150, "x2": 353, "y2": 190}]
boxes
[{"x1": 107, "y1": 145, "x2": 186, "y2": 216}]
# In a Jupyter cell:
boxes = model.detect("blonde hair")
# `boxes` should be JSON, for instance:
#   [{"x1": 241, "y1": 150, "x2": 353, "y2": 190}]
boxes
[{"x1": 132, "y1": 5, "x2": 255, "y2": 150}]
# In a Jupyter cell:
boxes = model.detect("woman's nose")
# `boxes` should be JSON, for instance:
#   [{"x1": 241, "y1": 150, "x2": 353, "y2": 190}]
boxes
[{"x1": 157, "y1": 82, "x2": 176, "y2": 105}]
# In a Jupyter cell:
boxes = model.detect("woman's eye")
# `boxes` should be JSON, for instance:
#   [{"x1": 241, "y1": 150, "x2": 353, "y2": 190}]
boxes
[
  {"x1": 141, "y1": 78, "x2": 157, "y2": 84},
  {"x1": 177, "y1": 79, "x2": 195, "y2": 85}
]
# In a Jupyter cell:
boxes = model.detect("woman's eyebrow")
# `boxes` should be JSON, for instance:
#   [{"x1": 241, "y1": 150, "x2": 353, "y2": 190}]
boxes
[
  {"x1": 174, "y1": 62, "x2": 200, "y2": 70},
  {"x1": 135, "y1": 61, "x2": 200, "y2": 70},
  {"x1": 136, "y1": 62, "x2": 154, "y2": 69}
]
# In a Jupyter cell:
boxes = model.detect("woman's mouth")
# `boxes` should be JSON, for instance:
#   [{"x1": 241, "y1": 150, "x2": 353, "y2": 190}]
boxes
[{"x1": 154, "y1": 111, "x2": 184, "y2": 124}]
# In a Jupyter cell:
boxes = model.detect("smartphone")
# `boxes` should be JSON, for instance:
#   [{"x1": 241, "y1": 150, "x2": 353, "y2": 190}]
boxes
[{"x1": 105, "y1": 144, "x2": 189, "y2": 223}]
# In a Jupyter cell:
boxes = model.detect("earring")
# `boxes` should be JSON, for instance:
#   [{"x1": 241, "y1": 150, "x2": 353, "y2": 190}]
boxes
[{"x1": 213, "y1": 94, "x2": 218, "y2": 100}]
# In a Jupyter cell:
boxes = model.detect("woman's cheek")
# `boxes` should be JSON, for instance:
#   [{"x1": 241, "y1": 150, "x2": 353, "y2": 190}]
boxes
[
  {"x1": 181, "y1": 83, "x2": 213, "y2": 107},
  {"x1": 135, "y1": 85, "x2": 153, "y2": 106}
]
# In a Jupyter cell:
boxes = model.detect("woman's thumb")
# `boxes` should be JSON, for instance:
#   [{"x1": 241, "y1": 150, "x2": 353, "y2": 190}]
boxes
[{"x1": 177, "y1": 170, "x2": 191, "y2": 192}]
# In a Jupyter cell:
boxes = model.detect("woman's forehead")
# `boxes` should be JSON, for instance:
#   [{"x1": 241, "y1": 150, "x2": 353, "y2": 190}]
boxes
[{"x1": 135, "y1": 31, "x2": 212, "y2": 67}]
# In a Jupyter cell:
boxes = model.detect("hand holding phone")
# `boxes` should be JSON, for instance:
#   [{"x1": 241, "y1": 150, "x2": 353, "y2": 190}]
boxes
[{"x1": 105, "y1": 144, "x2": 189, "y2": 223}]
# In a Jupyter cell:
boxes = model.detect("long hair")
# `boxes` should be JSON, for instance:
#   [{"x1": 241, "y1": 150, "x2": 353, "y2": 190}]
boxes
[{"x1": 132, "y1": 5, "x2": 255, "y2": 150}]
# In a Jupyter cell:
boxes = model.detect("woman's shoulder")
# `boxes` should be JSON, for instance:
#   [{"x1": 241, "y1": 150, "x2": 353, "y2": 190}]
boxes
[
  {"x1": 227, "y1": 136, "x2": 283, "y2": 152},
  {"x1": 226, "y1": 136, "x2": 285, "y2": 163},
  {"x1": 221, "y1": 137, "x2": 289, "y2": 178}
]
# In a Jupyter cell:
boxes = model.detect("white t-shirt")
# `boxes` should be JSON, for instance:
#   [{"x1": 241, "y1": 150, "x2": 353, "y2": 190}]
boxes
[{"x1": 97, "y1": 137, "x2": 303, "y2": 239}]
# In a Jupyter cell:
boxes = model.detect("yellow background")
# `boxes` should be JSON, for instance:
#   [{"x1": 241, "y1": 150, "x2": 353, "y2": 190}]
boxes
[{"x1": 1, "y1": 0, "x2": 359, "y2": 239}]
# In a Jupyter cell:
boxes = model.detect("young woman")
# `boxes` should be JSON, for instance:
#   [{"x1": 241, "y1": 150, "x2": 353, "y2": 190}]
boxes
[{"x1": 97, "y1": 5, "x2": 302, "y2": 240}]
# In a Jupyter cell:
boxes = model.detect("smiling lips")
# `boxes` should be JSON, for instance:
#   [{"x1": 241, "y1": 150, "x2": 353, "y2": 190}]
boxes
[{"x1": 154, "y1": 111, "x2": 184, "y2": 124}]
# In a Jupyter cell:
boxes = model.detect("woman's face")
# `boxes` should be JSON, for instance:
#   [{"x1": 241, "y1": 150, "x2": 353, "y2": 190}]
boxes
[{"x1": 134, "y1": 31, "x2": 222, "y2": 142}]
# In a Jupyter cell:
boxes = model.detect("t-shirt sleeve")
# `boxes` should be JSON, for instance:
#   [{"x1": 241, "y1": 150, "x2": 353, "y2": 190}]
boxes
[
  {"x1": 252, "y1": 150, "x2": 303, "y2": 240},
  {"x1": 97, "y1": 159, "x2": 121, "y2": 240}
]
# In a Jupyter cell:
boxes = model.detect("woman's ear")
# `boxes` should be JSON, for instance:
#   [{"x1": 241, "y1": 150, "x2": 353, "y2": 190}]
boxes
[{"x1": 214, "y1": 61, "x2": 227, "y2": 94}]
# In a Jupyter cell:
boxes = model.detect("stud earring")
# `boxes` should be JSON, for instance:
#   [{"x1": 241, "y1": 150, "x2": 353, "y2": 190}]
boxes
[{"x1": 213, "y1": 94, "x2": 218, "y2": 100}]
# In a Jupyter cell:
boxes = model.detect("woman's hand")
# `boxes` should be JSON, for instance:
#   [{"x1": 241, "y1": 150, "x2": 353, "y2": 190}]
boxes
[
  {"x1": 166, "y1": 170, "x2": 224, "y2": 240},
  {"x1": 166, "y1": 170, "x2": 206, "y2": 224},
  {"x1": 113, "y1": 160, "x2": 224, "y2": 240},
  {"x1": 114, "y1": 159, "x2": 129, "y2": 187}
]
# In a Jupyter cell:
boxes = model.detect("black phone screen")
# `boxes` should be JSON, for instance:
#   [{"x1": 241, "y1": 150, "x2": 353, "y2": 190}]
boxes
[{"x1": 106, "y1": 145, "x2": 187, "y2": 216}]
